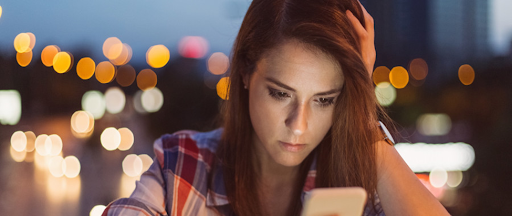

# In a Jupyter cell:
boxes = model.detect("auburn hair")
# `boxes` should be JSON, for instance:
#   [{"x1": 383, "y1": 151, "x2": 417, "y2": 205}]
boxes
[{"x1": 214, "y1": 0, "x2": 395, "y2": 215}]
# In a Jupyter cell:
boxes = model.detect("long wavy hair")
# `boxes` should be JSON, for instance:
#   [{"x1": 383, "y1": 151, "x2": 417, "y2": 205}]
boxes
[{"x1": 215, "y1": 0, "x2": 394, "y2": 215}]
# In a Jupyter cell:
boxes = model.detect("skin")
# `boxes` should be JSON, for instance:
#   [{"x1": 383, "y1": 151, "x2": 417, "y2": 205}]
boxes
[{"x1": 245, "y1": 39, "x2": 343, "y2": 216}]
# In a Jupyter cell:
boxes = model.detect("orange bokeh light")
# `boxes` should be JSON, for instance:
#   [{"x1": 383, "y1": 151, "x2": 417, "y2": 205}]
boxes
[
  {"x1": 458, "y1": 64, "x2": 475, "y2": 85},
  {"x1": 103, "y1": 37, "x2": 123, "y2": 60},
  {"x1": 53, "y1": 52, "x2": 74, "y2": 73},
  {"x1": 409, "y1": 58, "x2": 428, "y2": 80},
  {"x1": 146, "y1": 45, "x2": 170, "y2": 68},
  {"x1": 389, "y1": 66, "x2": 409, "y2": 89},
  {"x1": 77, "y1": 57, "x2": 96, "y2": 80},
  {"x1": 116, "y1": 64, "x2": 136, "y2": 87},
  {"x1": 16, "y1": 50, "x2": 32, "y2": 67},
  {"x1": 372, "y1": 66, "x2": 390, "y2": 85},
  {"x1": 95, "y1": 61, "x2": 116, "y2": 84},
  {"x1": 216, "y1": 77, "x2": 230, "y2": 100},
  {"x1": 41, "y1": 45, "x2": 61, "y2": 67},
  {"x1": 137, "y1": 69, "x2": 157, "y2": 90}
]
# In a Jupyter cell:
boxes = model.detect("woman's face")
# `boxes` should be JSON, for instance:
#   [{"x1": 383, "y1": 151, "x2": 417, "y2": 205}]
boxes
[{"x1": 247, "y1": 39, "x2": 344, "y2": 167}]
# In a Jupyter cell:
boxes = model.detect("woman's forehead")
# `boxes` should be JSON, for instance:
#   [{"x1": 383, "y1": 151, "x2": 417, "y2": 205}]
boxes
[{"x1": 254, "y1": 40, "x2": 344, "y2": 90}]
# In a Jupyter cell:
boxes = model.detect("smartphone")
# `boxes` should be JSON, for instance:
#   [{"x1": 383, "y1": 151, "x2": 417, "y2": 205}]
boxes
[{"x1": 301, "y1": 187, "x2": 367, "y2": 216}]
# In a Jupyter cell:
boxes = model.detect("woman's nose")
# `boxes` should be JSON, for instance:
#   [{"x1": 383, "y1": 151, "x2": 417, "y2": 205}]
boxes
[{"x1": 285, "y1": 102, "x2": 308, "y2": 136}]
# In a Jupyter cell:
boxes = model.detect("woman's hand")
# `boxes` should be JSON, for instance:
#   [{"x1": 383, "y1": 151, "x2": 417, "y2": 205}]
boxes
[{"x1": 346, "y1": 2, "x2": 375, "y2": 77}]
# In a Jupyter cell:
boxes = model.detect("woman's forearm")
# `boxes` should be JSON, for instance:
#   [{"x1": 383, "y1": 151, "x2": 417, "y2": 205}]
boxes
[{"x1": 375, "y1": 141, "x2": 450, "y2": 216}]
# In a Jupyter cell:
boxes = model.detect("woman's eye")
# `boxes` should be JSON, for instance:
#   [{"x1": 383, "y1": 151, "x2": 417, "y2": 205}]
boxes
[
  {"x1": 268, "y1": 88, "x2": 290, "y2": 100},
  {"x1": 317, "y1": 97, "x2": 335, "y2": 107}
]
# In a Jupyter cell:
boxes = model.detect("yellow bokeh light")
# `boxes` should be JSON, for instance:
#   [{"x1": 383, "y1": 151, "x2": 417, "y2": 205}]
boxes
[
  {"x1": 123, "y1": 154, "x2": 143, "y2": 177},
  {"x1": 77, "y1": 57, "x2": 96, "y2": 80},
  {"x1": 64, "y1": 156, "x2": 81, "y2": 178},
  {"x1": 49, "y1": 156, "x2": 65, "y2": 177},
  {"x1": 146, "y1": 45, "x2": 170, "y2": 68},
  {"x1": 111, "y1": 43, "x2": 132, "y2": 66},
  {"x1": 208, "y1": 52, "x2": 230, "y2": 75},
  {"x1": 101, "y1": 127, "x2": 121, "y2": 151},
  {"x1": 25, "y1": 131, "x2": 36, "y2": 152},
  {"x1": 458, "y1": 64, "x2": 475, "y2": 85},
  {"x1": 53, "y1": 51, "x2": 73, "y2": 73},
  {"x1": 216, "y1": 77, "x2": 230, "y2": 100},
  {"x1": 95, "y1": 61, "x2": 116, "y2": 84},
  {"x1": 14, "y1": 33, "x2": 31, "y2": 53},
  {"x1": 41, "y1": 45, "x2": 61, "y2": 67},
  {"x1": 48, "y1": 134, "x2": 63, "y2": 156},
  {"x1": 116, "y1": 64, "x2": 136, "y2": 87},
  {"x1": 139, "y1": 154, "x2": 153, "y2": 173},
  {"x1": 16, "y1": 50, "x2": 32, "y2": 67},
  {"x1": 0, "y1": 6, "x2": 3, "y2": 19},
  {"x1": 71, "y1": 110, "x2": 95, "y2": 135},
  {"x1": 447, "y1": 170, "x2": 463, "y2": 188},
  {"x1": 118, "y1": 127, "x2": 134, "y2": 151},
  {"x1": 389, "y1": 66, "x2": 409, "y2": 89},
  {"x1": 409, "y1": 58, "x2": 428, "y2": 80},
  {"x1": 372, "y1": 66, "x2": 390, "y2": 85},
  {"x1": 10, "y1": 146, "x2": 26, "y2": 162},
  {"x1": 137, "y1": 69, "x2": 157, "y2": 90},
  {"x1": 103, "y1": 37, "x2": 123, "y2": 60},
  {"x1": 35, "y1": 134, "x2": 49, "y2": 156},
  {"x1": 11, "y1": 130, "x2": 27, "y2": 152}
]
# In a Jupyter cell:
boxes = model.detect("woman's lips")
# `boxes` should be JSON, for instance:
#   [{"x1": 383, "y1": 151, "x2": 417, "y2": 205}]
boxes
[{"x1": 279, "y1": 141, "x2": 306, "y2": 152}]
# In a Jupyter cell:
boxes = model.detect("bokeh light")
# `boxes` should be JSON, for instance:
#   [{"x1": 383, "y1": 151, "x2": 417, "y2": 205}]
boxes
[
  {"x1": 26, "y1": 32, "x2": 36, "y2": 51},
  {"x1": 49, "y1": 156, "x2": 65, "y2": 177},
  {"x1": 25, "y1": 131, "x2": 36, "y2": 152},
  {"x1": 141, "y1": 87, "x2": 164, "y2": 113},
  {"x1": 70, "y1": 110, "x2": 95, "y2": 136},
  {"x1": 82, "y1": 90, "x2": 106, "y2": 119},
  {"x1": 207, "y1": 52, "x2": 230, "y2": 75},
  {"x1": 35, "y1": 134, "x2": 49, "y2": 156},
  {"x1": 375, "y1": 82, "x2": 396, "y2": 106},
  {"x1": 64, "y1": 156, "x2": 81, "y2": 178},
  {"x1": 139, "y1": 154, "x2": 153, "y2": 173},
  {"x1": 0, "y1": 90, "x2": 22, "y2": 125},
  {"x1": 133, "y1": 90, "x2": 146, "y2": 114},
  {"x1": 90, "y1": 205, "x2": 106, "y2": 216},
  {"x1": 458, "y1": 64, "x2": 475, "y2": 85},
  {"x1": 447, "y1": 170, "x2": 463, "y2": 188},
  {"x1": 11, "y1": 131, "x2": 27, "y2": 152},
  {"x1": 389, "y1": 66, "x2": 409, "y2": 89},
  {"x1": 122, "y1": 154, "x2": 143, "y2": 177},
  {"x1": 430, "y1": 168, "x2": 448, "y2": 188},
  {"x1": 146, "y1": 44, "x2": 170, "y2": 68},
  {"x1": 53, "y1": 51, "x2": 73, "y2": 73},
  {"x1": 372, "y1": 66, "x2": 390, "y2": 85},
  {"x1": 111, "y1": 43, "x2": 132, "y2": 66},
  {"x1": 409, "y1": 58, "x2": 428, "y2": 80},
  {"x1": 178, "y1": 36, "x2": 209, "y2": 59},
  {"x1": 137, "y1": 69, "x2": 157, "y2": 90},
  {"x1": 117, "y1": 127, "x2": 134, "y2": 151},
  {"x1": 10, "y1": 146, "x2": 26, "y2": 162},
  {"x1": 14, "y1": 33, "x2": 32, "y2": 53},
  {"x1": 394, "y1": 142, "x2": 475, "y2": 172},
  {"x1": 101, "y1": 127, "x2": 121, "y2": 151},
  {"x1": 116, "y1": 64, "x2": 136, "y2": 87},
  {"x1": 216, "y1": 77, "x2": 230, "y2": 100},
  {"x1": 416, "y1": 113, "x2": 452, "y2": 136},
  {"x1": 103, "y1": 37, "x2": 123, "y2": 60},
  {"x1": 77, "y1": 57, "x2": 96, "y2": 80},
  {"x1": 105, "y1": 87, "x2": 126, "y2": 114},
  {"x1": 16, "y1": 50, "x2": 32, "y2": 67},
  {"x1": 48, "y1": 134, "x2": 63, "y2": 156},
  {"x1": 0, "y1": 6, "x2": 2, "y2": 19},
  {"x1": 41, "y1": 45, "x2": 61, "y2": 67},
  {"x1": 95, "y1": 61, "x2": 116, "y2": 84}
]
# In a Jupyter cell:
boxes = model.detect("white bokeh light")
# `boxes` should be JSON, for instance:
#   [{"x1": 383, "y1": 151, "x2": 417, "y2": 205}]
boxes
[
  {"x1": 101, "y1": 127, "x2": 121, "y2": 151},
  {"x1": 123, "y1": 154, "x2": 143, "y2": 177},
  {"x1": 82, "y1": 90, "x2": 106, "y2": 119},
  {"x1": 0, "y1": 90, "x2": 22, "y2": 125},
  {"x1": 375, "y1": 82, "x2": 396, "y2": 106},
  {"x1": 395, "y1": 142, "x2": 475, "y2": 172},
  {"x1": 141, "y1": 87, "x2": 164, "y2": 113},
  {"x1": 11, "y1": 131, "x2": 27, "y2": 152},
  {"x1": 105, "y1": 87, "x2": 126, "y2": 114}
]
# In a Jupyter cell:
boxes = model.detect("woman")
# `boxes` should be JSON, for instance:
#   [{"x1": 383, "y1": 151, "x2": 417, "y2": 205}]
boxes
[{"x1": 103, "y1": 0, "x2": 450, "y2": 215}]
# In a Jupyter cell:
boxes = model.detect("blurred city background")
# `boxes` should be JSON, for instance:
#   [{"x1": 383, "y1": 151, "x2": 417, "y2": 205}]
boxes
[{"x1": 0, "y1": 0, "x2": 511, "y2": 215}]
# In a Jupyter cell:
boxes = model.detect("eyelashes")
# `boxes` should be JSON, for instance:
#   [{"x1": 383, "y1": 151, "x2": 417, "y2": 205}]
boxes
[{"x1": 267, "y1": 87, "x2": 335, "y2": 107}]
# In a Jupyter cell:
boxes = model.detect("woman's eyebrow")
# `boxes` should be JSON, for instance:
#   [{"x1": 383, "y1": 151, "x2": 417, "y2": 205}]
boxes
[{"x1": 264, "y1": 76, "x2": 342, "y2": 96}]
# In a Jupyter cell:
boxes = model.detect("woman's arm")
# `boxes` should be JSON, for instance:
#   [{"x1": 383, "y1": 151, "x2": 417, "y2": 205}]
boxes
[{"x1": 375, "y1": 140, "x2": 450, "y2": 215}]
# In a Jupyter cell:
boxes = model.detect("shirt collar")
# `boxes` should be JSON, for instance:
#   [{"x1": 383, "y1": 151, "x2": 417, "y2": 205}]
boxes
[{"x1": 206, "y1": 154, "x2": 318, "y2": 207}]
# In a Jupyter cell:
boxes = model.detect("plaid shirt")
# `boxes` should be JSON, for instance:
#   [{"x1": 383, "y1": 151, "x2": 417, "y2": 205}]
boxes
[{"x1": 103, "y1": 128, "x2": 387, "y2": 216}]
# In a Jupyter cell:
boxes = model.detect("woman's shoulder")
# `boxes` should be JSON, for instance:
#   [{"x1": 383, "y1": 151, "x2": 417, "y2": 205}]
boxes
[{"x1": 152, "y1": 128, "x2": 224, "y2": 171}]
